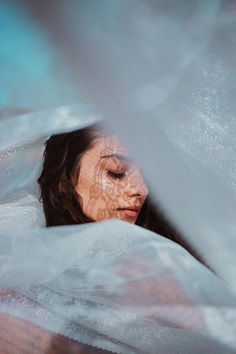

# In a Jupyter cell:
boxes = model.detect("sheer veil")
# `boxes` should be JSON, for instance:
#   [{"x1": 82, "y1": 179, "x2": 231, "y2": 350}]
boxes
[{"x1": 1, "y1": 1, "x2": 236, "y2": 353}]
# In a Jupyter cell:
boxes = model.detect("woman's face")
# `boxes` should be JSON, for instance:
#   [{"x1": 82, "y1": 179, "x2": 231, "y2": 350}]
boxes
[{"x1": 75, "y1": 134, "x2": 148, "y2": 224}]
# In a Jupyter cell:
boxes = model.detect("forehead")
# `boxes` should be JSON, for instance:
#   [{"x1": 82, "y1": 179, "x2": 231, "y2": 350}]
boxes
[{"x1": 84, "y1": 135, "x2": 129, "y2": 161}]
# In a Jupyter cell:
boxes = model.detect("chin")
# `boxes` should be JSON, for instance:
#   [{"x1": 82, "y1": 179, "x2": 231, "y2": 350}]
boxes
[
  {"x1": 111, "y1": 215, "x2": 135, "y2": 224},
  {"x1": 128, "y1": 220, "x2": 136, "y2": 224},
  {"x1": 123, "y1": 217, "x2": 136, "y2": 224}
]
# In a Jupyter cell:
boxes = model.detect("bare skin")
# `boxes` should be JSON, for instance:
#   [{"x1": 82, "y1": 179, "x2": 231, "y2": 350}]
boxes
[
  {"x1": 0, "y1": 312, "x2": 111, "y2": 354},
  {"x1": 75, "y1": 134, "x2": 148, "y2": 223}
]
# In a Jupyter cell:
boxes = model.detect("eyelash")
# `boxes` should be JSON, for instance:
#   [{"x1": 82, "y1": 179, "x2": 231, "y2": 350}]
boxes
[{"x1": 106, "y1": 170, "x2": 126, "y2": 179}]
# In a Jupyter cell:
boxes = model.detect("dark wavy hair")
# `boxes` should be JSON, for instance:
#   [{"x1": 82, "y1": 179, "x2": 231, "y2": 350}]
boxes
[{"x1": 38, "y1": 124, "x2": 203, "y2": 263}]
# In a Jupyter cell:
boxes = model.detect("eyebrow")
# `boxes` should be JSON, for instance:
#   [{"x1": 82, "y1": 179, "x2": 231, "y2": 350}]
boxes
[{"x1": 100, "y1": 153, "x2": 131, "y2": 163}]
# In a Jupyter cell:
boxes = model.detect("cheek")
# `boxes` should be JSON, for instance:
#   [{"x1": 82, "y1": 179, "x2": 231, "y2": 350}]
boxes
[
  {"x1": 102, "y1": 178, "x2": 129, "y2": 203},
  {"x1": 88, "y1": 177, "x2": 123, "y2": 220},
  {"x1": 94, "y1": 176, "x2": 127, "y2": 215},
  {"x1": 77, "y1": 171, "x2": 118, "y2": 208},
  {"x1": 100, "y1": 178, "x2": 113, "y2": 192},
  {"x1": 101, "y1": 180, "x2": 120, "y2": 196},
  {"x1": 76, "y1": 168, "x2": 101, "y2": 210}
]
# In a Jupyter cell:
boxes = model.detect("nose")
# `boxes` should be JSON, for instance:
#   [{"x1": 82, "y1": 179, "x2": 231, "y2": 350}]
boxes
[{"x1": 126, "y1": 169, "x2": 148, "y2": 199}]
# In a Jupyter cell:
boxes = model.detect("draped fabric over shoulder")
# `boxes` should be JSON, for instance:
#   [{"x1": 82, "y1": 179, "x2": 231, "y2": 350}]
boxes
[{"x1": 1, "y1": 1, "x2": 236, "y2": 353}]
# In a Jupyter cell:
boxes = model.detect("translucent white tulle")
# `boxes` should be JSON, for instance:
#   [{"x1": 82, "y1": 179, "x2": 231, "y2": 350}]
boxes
[
  {"x1": 1, "y1": 1, "x2": 236, "y2": 353},
  {"x1": 0, "y1": 109, "x2": 236, "y2": 354}
]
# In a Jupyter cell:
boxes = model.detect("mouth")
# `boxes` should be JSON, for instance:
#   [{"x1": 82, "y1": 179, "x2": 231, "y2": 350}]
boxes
[{"x1": 117, "y1": 205, "x2": 141, "y2": 218}]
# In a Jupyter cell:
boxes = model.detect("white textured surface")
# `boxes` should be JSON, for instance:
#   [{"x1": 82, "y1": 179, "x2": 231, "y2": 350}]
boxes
[{"x1": 1, "y1": 1, "x2": 236, "y2": 352}]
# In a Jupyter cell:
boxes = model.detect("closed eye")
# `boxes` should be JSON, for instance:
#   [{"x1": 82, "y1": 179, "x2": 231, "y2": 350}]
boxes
[{"x1": 106, "y1": 170, "x2": 126, "y2": 179}]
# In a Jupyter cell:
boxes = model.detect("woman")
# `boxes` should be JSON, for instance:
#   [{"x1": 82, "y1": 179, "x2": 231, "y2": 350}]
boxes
[{"x1": 38, "y1": 123, "x2": 201, "y2": 263}]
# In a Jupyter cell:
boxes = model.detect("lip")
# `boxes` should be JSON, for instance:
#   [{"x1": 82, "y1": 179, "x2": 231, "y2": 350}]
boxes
[{"x1": 118, "y1": 205, "x2": 141, "y2": 218}]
